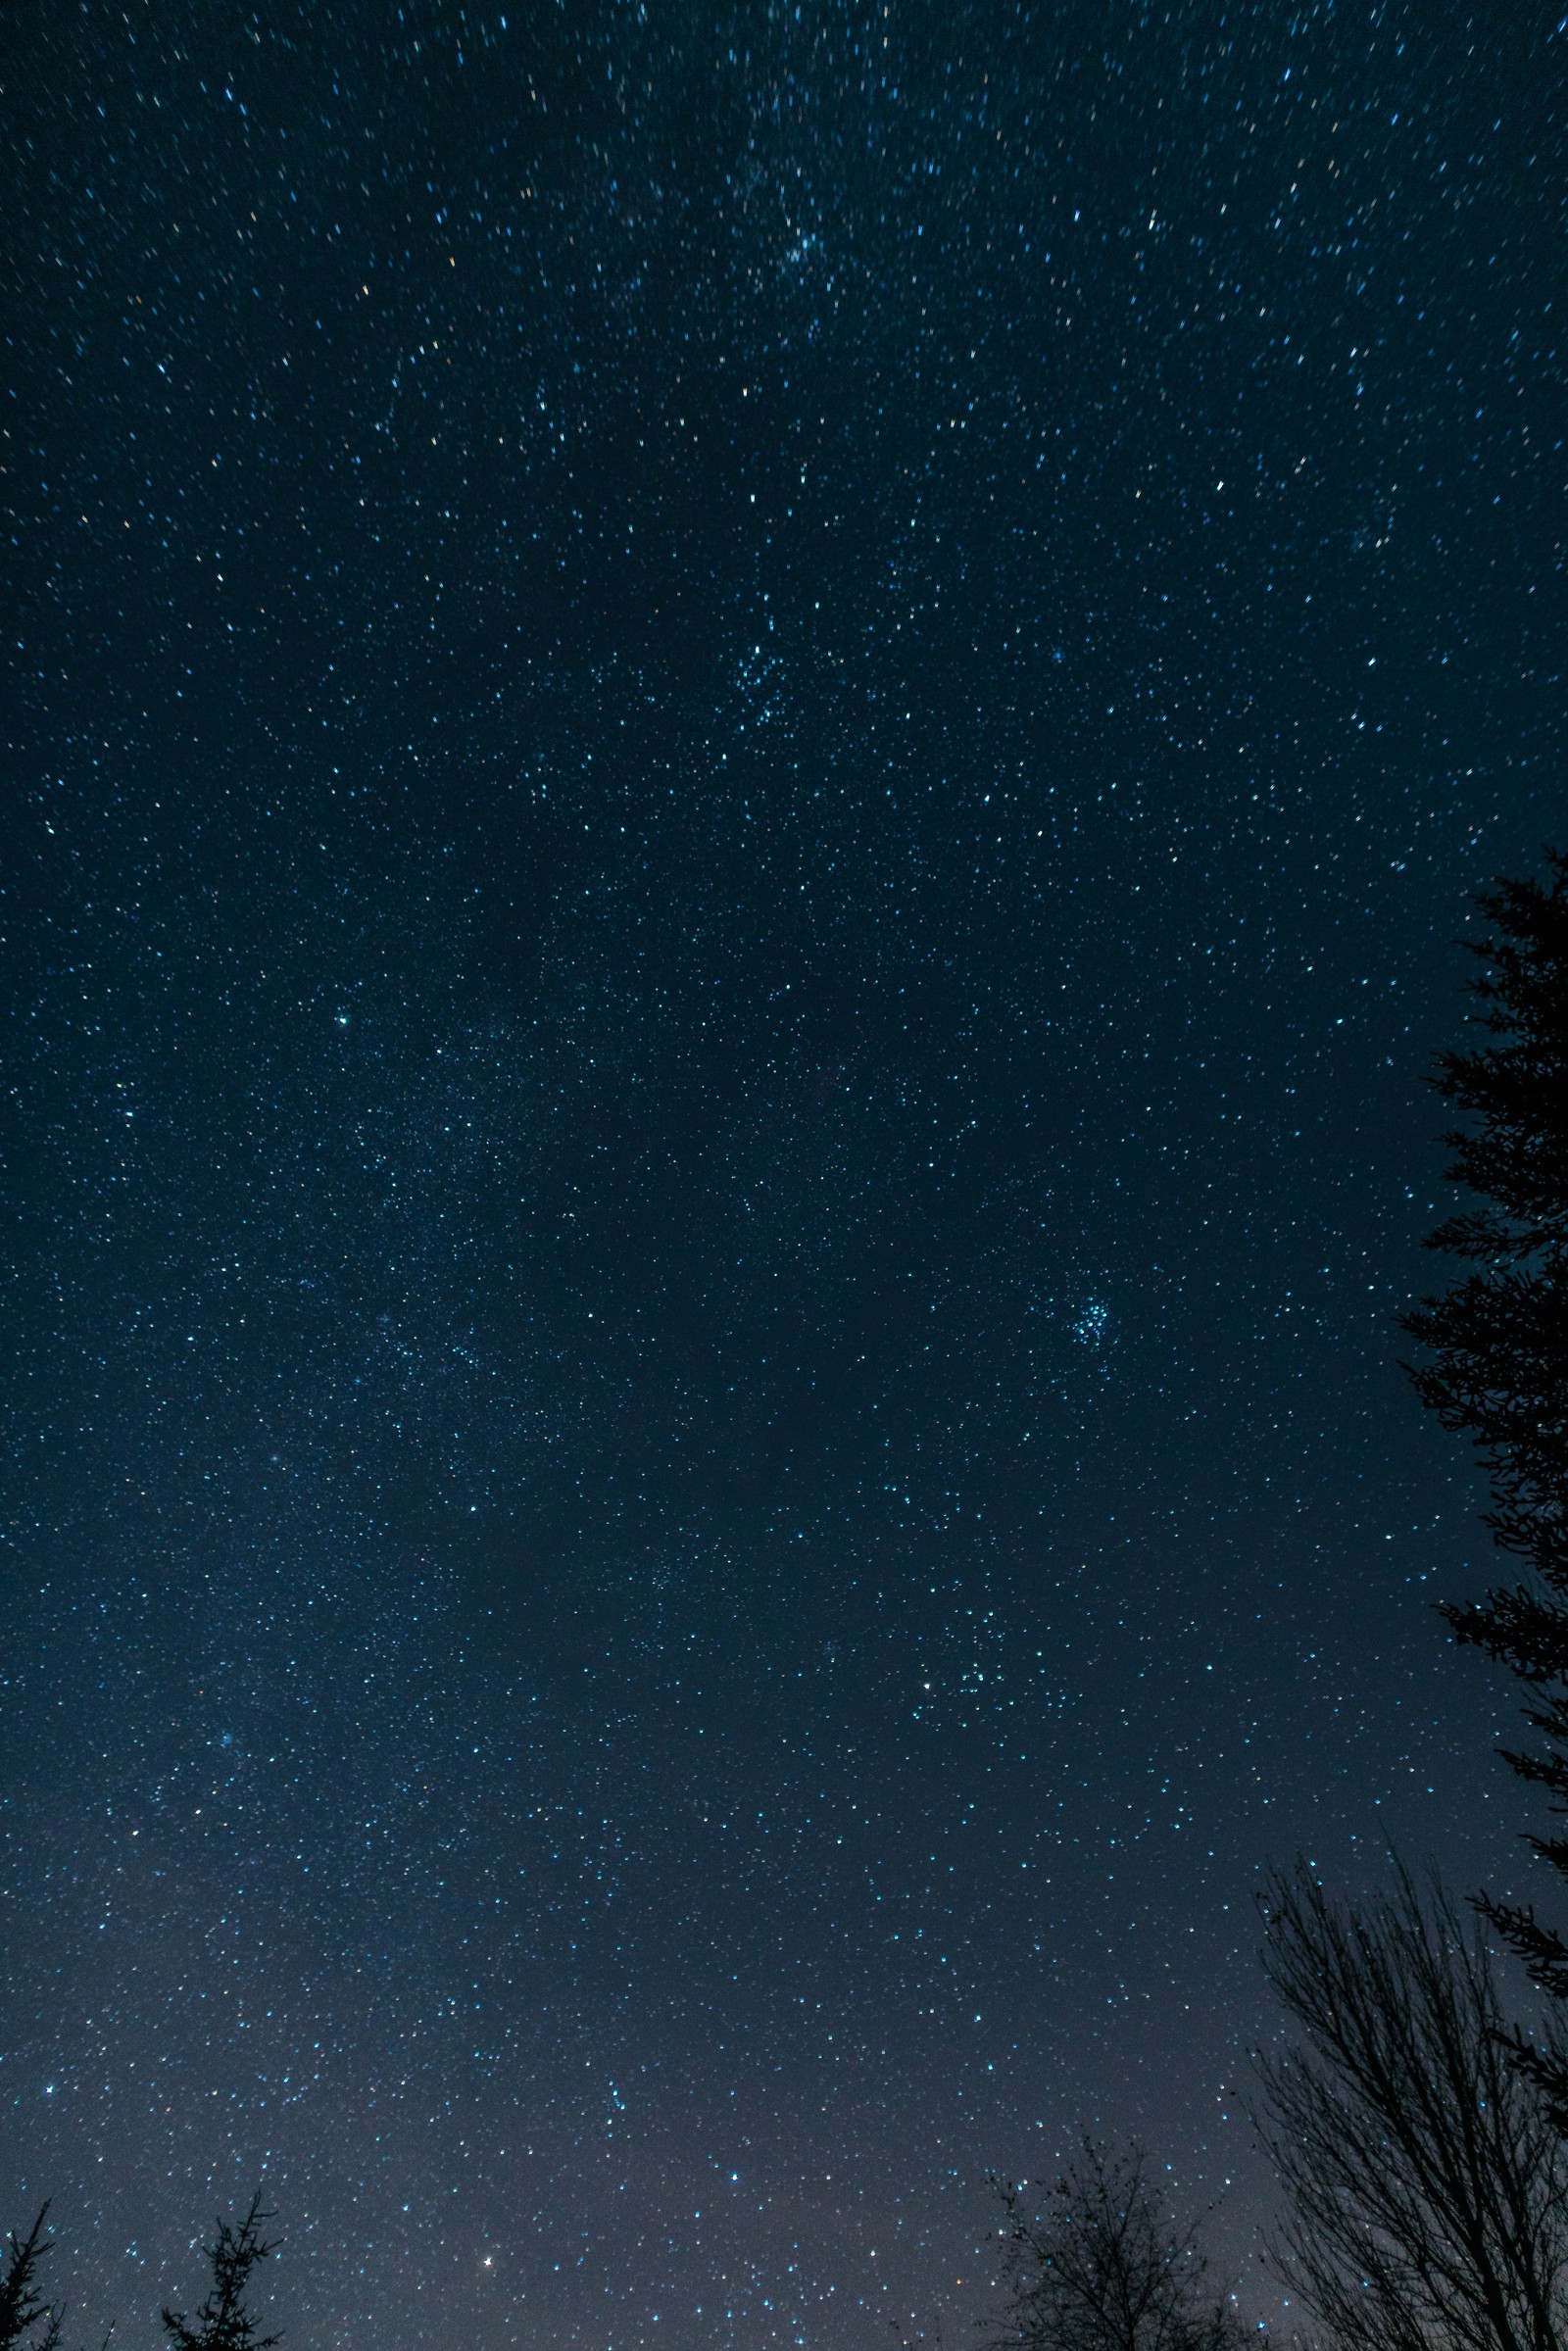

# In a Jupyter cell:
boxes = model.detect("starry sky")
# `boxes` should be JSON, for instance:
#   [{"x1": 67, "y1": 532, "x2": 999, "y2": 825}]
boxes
[{"x1": 2, "y1": 4, "x2": 1561, "y2": 2347}]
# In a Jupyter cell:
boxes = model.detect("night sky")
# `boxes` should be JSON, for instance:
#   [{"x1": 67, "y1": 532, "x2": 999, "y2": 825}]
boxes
[{"x1": 3, "y1": 5, "x2": 1562, "y2": 2347}]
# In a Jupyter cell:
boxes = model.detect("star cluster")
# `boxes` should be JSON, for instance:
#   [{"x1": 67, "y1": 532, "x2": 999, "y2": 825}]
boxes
[{"x1": 2, "y1": 5, "x2": 1559, "y2": 2347}]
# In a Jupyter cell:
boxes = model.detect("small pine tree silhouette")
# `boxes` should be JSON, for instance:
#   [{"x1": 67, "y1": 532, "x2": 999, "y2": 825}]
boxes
[
  {"x1": 0, "y1": 2209, "x2": 62, "y2": 2351},
  {"x1": 161, "y1": 2200, "x2": 279, "y2": 2351}
]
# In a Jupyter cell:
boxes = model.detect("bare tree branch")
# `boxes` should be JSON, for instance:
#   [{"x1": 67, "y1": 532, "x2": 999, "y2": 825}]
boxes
[
  {"x1": 1255, "y1": 1858, "x2": 1568, "y2": 2351},
  {"x1": 980, "y1": 2143, "x2": 1244, "y2": 2351}
]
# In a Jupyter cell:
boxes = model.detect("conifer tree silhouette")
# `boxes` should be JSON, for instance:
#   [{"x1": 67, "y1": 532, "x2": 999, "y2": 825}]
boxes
[
  {"x1": 161, "y1": 2201, "x2": 278, "y2": 2351},
  {"x1": 1403, "y1": 852, "x2": 1568, "y2": 2059},
  {"x1": 0, "y1": 2210, "x2": 62, "y2": 2351}
]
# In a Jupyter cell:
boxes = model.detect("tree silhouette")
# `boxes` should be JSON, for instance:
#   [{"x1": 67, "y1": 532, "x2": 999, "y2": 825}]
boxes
[
  {"x1": 1256, "y1": 1857, "x2": 1568, "y2": 2351},
  {"x1": 981, "y1": 2143, "x2": 1241, "y2": 2351},
  {"x1": 1401, "y1": 852, "x2": 1568, "y2": 2034},
  {"x1": 162, "y1": 2200, "x2": 279, "y2": 2351},
  {"x1": 0, "y1": 2211, "x2": 62, "y2": 2351}
]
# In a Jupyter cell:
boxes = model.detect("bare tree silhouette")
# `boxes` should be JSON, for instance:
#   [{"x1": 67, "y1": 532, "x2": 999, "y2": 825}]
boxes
[
  {"x1": 1257, "y1": 1858, "x2": 1568, "y2": 2351},
  {"x1": 982, "y1": 2143, "x2": 1242, "y2": 2351}
]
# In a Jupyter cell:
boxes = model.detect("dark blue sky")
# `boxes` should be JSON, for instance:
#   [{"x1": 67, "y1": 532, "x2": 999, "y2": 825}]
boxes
[{"x1": 2, "y1": 4, "x2": 1560, "y2": 2346}]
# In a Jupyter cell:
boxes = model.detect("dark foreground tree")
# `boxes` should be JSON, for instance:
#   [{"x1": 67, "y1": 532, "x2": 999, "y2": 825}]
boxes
[
  {"x1": 162, "y1": 2200, "x2": 279, "y2": 2351},
  {"x1": 982, "y1": 2142, "x2": 1242, "y2": 2351},
  {"x1": 0, "y1": 2212, "x2": 61, "y2": 2351},
  {"x1": 1401, "y1": 852, "x2": 1568, "y2": 2021},
  {"x1": 1256, "y1": 1857, "x2": 1568, "y2": 2351}
]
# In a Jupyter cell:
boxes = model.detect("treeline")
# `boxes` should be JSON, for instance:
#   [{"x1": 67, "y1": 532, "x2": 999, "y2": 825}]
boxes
[{"x1": 984, "y1": 853, "x2": 1568, "y2": 2351}]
